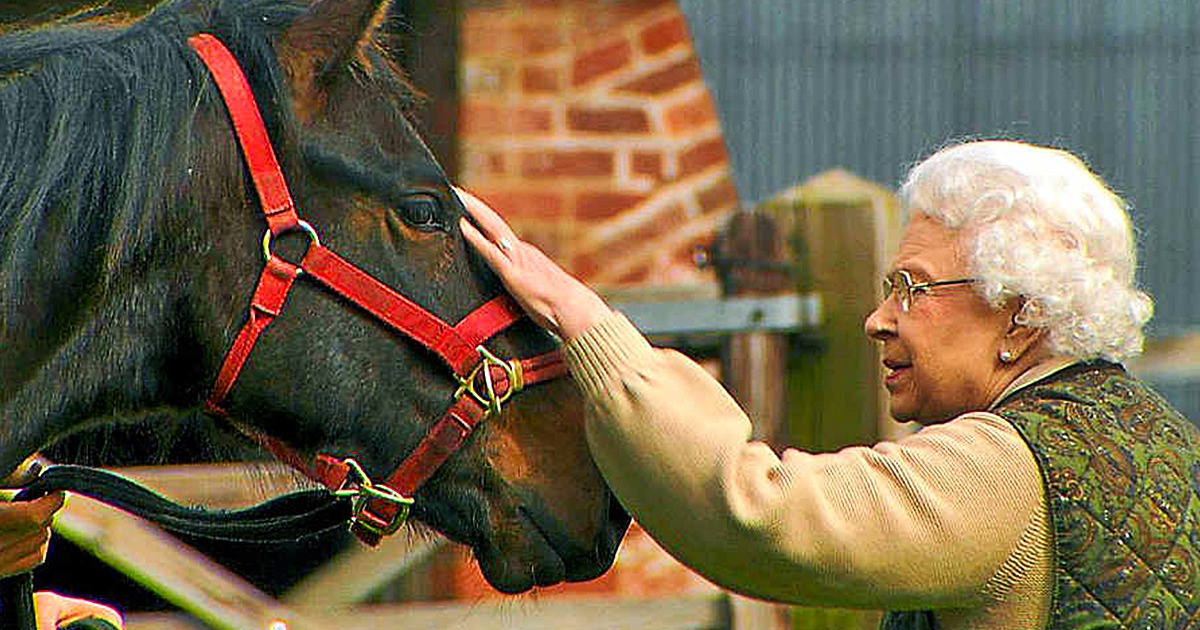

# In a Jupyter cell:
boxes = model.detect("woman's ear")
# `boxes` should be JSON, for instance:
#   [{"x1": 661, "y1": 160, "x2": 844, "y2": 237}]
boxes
[{"x1": 1001, "y1": 299, "x2": 1048, "y2": 363}]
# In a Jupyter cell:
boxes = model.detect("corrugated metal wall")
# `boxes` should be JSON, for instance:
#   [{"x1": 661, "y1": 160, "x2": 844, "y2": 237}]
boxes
[{"x1": 679, "y1": 0, "x2": 1198, "y2": 417}]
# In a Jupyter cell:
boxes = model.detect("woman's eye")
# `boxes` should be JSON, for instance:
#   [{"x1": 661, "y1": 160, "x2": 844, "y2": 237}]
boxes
[{"x1": 399, "y1": 195, "x2": 442, "y2": 230}]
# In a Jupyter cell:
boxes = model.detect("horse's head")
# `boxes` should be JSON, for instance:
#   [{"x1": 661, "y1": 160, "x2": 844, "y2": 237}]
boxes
[
  {"x1": 198, "y1": 0, "x2": 632, "y2": 592},
  {"x1": 0, "y1": 0, "x2": 627, "y2": 593}
]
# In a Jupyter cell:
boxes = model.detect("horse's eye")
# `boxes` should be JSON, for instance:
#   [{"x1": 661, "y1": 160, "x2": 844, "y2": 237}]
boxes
[{"x1": 399, "y1": 194, "x2": 442, "y2": 231}]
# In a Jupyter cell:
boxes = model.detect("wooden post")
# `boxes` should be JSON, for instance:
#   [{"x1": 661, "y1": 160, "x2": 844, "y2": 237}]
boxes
[
  {"x1": 764, "y1": 169, "x2": 904, "y2": 448},
  {"x1": 715, "y1": 209, "x2": 794, "y2": 447},
  {"x1": 713, "y1": 209, "x2": 792, "y2": 630},
  {"x1": 761, "y1": 169, "x2": 903, "y2": 630}
]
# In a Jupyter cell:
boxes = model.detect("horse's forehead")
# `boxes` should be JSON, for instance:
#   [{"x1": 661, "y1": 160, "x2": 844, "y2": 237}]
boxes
[
  {"x1": 300, "y1": 125, "x2": 448, "y2": 199},
  {"x1": 303, "y1": 86, "x2": 432, "y2": 163}
]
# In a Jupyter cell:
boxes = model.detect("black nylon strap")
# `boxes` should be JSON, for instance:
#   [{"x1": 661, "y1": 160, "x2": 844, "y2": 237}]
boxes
[
  {"x1": 61, "y1": 620, "x2": 122, "y2": 630},
  {"x1": 14, "y1": 465, "x2": 352, "y2": 544}
]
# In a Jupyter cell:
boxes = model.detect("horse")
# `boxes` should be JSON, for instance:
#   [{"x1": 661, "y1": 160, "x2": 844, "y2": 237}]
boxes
[{"x1": 0, "y1": 0, "x2": 629, "y2": 594}]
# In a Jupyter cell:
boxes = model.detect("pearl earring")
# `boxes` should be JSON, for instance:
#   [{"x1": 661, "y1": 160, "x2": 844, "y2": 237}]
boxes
[{"x1": 999, "y1": 350, "x2": 1014, "y2": 363}]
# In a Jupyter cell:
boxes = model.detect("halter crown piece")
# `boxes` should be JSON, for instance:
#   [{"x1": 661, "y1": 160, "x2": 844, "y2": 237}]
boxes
[{"x1": 187, "y1": 34, "x2": 567, "y2": 545}]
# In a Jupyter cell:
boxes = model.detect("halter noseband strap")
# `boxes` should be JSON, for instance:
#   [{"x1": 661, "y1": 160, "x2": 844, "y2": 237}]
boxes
[{"x1": 188, "y1": 33, "x2": 566, "y2": 545}]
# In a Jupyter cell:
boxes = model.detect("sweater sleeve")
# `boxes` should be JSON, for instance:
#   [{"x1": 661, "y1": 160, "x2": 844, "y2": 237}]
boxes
[{"x1": 563, "y1": 311, "x2": 1047, "y2": 610}]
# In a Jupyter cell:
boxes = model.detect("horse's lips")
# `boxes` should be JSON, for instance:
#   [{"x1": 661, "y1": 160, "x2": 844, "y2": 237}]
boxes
[
  {"x1": 530, "y1": 491, "x2": 629, "y2": 581},
  {"x1": 472, "y1": 495, "x2": 627, "y2": 593},
  {"x1": 519, "y1": 505, "x2": 598, "y2": 583}
]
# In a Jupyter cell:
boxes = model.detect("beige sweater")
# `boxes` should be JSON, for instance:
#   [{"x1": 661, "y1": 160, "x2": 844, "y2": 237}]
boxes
[{"x1": 564, "y1": 312, "x2": 1062, "y2": 629}]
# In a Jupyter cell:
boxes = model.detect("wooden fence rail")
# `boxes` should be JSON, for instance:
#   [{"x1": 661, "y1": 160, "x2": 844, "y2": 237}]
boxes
[{"x1": 125, "y1": 594, "x2": 730, "y2": 630}]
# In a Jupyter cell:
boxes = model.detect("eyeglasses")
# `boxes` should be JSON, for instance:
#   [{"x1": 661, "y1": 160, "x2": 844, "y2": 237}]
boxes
[{"x1": 882, "y1": 269, "x2": 977, "y2": 312}]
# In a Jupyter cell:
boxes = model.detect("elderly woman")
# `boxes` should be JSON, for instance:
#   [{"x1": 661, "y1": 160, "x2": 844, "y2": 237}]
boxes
[{"x1": 457, "y1": 139, "x2": 1196, "y2": 628}]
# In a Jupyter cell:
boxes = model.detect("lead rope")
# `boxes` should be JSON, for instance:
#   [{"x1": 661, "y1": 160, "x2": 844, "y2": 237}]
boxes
[{"x1": 1, "y1": 464, "x2": 352, "y2": 630}]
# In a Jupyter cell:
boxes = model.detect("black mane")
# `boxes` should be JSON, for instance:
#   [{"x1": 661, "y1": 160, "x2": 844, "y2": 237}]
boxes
[
  {"x1": 0, "y1": 0, "x2": 312, "y2": 340},
  {"x1": 0, "y1": 0, "x2": 426, "y2": 465}
]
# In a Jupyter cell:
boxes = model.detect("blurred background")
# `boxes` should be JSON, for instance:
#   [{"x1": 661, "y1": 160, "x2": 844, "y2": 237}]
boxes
[{"x1": 2, "y1": 1, "x2": 1196, "y2": 628}]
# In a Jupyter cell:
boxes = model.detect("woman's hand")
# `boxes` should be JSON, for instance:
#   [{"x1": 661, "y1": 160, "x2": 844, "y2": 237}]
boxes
[
  {"x1": 34, "y1": 591, "x2": 124, "y2": 630},
  {"x1": 0, "y1": 492, "x2": 63, "y2": 578},
  {"x1": 0, "y1": 493, "x2": 125, "y2": 628},
  {"x1": 456, "y1": 187, "x2": 612, "y2": 340}
]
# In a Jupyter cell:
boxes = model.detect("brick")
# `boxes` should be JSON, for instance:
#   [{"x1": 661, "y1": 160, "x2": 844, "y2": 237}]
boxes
[
  {"x1": 678, "y1": 137, "x2": 729, "y2": 177},
  {"x1": 575, "y1": 204, "x2": 684, "y2": 279},
  {"x1": 665, "y1": 95, "x2": 718, "y2": 134},
  {"x1": 460, "y1": 102, "x2": 506, "y2": 136},
  {"x1": 521, "y1": 150, "x2": 615, "y2": 178},
  {"x1": 632, "y1": 151, "x2": 664, "y2": 180},
  {"x1": 484, "y1": 152, "x2": 507, "y2": 176},
  {"x1": 514, "y1": 23, "x2": 566, "y2": 55},
  {"x1": 572, "y1": 40, "x2": 633, "y2": 86},
  {"x1": 478, "y1": 189, "x2": 567, "y2": 220},
  {"x1": 697, "y1": 176, "x2": 740, "y2": 213},
  {"x1": 612, "y1": 265, "x2": 651, "y2": 285},
  {"x1": 567, "y1": 106, "x2": 651, "y2": 134},
  {"x1": 512, "y1": 106, "x2": 554, "y2": 134},
  {"x1": 616, "y1": 58, "x2": 702, "y2": 95},
  {"x1": 521, "y1": 65, "x2": 562, "y2": 93},
  {"x1": 640, "y1": 13, "x2": 689, "y2": 55},
  {"x1": 573, "y1": 1, "x2": 673, "y2": 40},
  {"x1": 460, "y1": 103, "x2": 553, "y2": 135},
  {"x1": 571, "y1": 249, "x2": 608, "y2": 282},
  {"x1": 575, "y1": 191, "x2": 648, "y2": 220}
]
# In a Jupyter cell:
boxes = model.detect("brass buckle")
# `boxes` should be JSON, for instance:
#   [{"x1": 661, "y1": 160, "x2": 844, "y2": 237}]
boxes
[
  {"x1": 454, "y1": 345, "x2": 524, "y2": 416},
  {"x1": 331, "y1": 458, "x2": 414, "y2": 536}
]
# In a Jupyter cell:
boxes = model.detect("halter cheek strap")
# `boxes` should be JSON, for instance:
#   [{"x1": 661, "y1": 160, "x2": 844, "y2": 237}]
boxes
[{"x1": 188, "y1": 33, "x2": 567, "y2": 545}]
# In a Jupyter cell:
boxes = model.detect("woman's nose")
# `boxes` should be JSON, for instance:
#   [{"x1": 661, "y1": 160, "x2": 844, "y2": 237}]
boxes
[{"x1": 864, "y1": 300, "x2": 896, "y2": 340}]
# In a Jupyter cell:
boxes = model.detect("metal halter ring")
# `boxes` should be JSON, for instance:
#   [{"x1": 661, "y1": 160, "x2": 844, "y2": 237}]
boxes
[
  {"x1": 455, "y1": 346, "x2": 524, "y2": 416},
  {"x1": 330, "y1": 458, "x2": 414, "y2": 535},
  {"x1": 261, "y1": 219, "x2": 320, "y2": 263}
]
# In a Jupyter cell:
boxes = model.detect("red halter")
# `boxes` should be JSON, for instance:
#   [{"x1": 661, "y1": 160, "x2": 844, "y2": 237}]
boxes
[{"x1": 188, "y1": 34, "x2": 567, "y2": 545}]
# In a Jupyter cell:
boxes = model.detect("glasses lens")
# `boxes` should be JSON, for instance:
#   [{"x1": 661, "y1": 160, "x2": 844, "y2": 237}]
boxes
[{"x1": 884, "y1": 270, "x2": 912, "y2": 311}]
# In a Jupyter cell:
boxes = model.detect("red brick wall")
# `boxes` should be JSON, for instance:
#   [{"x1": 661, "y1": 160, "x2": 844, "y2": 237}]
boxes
[{"x1": 459, "y1": 0, "x2": 740, "y2": 287}]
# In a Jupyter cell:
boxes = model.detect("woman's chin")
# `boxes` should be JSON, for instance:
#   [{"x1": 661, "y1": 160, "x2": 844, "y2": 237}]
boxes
[{"x1": 885, "y1": 389, "x2": 920, "y2": 422}]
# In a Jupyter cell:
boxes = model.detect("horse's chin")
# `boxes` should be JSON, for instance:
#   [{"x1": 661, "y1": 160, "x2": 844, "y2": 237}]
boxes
[
  {"x1": 475, "y1": 542, "x2": 566, "y2": 594},
  {"x1": 474, "y1": 496, "x2": 630, "y2": 594}
]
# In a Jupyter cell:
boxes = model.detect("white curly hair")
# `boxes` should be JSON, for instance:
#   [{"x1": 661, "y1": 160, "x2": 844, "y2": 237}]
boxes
[{"x1": 898, "y1": 139, "x2": 1153, "y2": 362}]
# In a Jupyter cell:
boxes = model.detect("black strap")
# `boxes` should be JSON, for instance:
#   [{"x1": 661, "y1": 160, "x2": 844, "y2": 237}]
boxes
[
  {"x1": 1, "y1": 464, "x2": 352, "y2": 629},
  {"x1": 13, "y1": 465, "x2": 351, "y2": 543},
  {"x1": 62, "y1": 620, "x2": 122, "y2": 630}
]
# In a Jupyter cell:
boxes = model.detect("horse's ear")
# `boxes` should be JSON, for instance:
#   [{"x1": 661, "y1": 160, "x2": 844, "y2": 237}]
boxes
[{"x1": 279, "y1": 0, "x2": 393, "y2": 89}]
